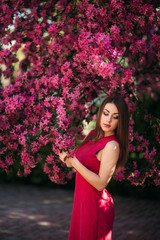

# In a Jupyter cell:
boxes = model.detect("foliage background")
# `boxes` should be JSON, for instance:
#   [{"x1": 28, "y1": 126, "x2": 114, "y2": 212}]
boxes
[
  {"x1": 0, "y1": 0, "x2": 160, "y2": 195},
  {"x1": 0, "y1": 94, "x2": 159, "y2": 199}
]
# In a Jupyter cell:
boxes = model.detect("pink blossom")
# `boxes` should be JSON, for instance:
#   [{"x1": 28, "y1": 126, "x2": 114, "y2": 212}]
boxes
[{"x1": 0, "y1": 0, "x2": 159, "y2": 185}]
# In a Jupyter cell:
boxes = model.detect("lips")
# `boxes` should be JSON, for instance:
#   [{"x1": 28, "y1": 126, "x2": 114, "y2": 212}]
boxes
[{"x1": 103, "y1": 123, "x2": 110, "y2": 128}]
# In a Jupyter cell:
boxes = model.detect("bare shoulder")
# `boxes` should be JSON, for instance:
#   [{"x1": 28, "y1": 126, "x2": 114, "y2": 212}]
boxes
[
  {"x1": 104, "y1": 140, "x2": 120, "y2": 152},
  {"x1": 100, "y1": 140, "x2": 120, "y2": 164},
  {"x1": 97, "y1": 140, "x2": 120, "y2": 162}
]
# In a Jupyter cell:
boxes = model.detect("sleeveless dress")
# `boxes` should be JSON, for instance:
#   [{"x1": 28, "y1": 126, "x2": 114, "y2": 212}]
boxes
[{"x1": 68, "y1": 132, "x2": 120, "y2": 240}]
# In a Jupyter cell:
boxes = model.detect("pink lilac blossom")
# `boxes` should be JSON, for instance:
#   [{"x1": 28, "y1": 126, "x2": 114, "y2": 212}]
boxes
[{"x1": 0, "y1": 0, "x2": 159, "y2": 185}]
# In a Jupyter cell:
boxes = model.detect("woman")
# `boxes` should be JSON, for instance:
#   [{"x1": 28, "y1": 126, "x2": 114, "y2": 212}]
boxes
[{"x1": 59, "y1": 95, "x2": 129, "y2": 240}]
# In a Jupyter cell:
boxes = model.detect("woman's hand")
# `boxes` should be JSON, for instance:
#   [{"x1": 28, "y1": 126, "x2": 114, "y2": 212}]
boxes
[
  {"x1": 59, "y1": 151, "x2": 73, "y2": 168},
  {"x1": 59, "y1": 151, "x2": 68, "y2": 162},
  {"x1": 65, "y1": 157, "x2": 73, "y2": 168}
]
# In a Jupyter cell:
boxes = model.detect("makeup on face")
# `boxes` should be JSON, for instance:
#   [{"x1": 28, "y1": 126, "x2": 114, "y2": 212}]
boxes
[
  {"x1": 103, "y1": 108, "x2": 119, "y2": 120},
  {"x1": 100, "y1": 103, "x2": 119, "y2": 136}
]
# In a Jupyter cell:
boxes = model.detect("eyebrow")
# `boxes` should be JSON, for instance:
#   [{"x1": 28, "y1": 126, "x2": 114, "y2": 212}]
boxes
[{"x1": 104, "y1": 108, "x2": 119, "y2": 115}]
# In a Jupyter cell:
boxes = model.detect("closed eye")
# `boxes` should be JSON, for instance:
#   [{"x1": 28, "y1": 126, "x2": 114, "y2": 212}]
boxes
[
  {"x1": 103, "y1": 111, "x2": 119, "y2": 119},
  {"x1": 103, "y1": 111, "x2": 109, "y2": 116}
]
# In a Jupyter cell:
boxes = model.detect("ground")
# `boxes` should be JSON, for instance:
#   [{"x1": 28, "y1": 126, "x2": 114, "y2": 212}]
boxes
[{"x1": 0, "y1": 184, "x2": 160, "y2": 240}]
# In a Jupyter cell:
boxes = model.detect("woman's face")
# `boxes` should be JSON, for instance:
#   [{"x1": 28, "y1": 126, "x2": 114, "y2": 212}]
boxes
[{"x1": 100, "y1": 102, "x2": 119, "y2": 137}]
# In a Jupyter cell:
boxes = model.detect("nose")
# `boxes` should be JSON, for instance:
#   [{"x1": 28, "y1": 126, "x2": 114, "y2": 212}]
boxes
[{"x1": 107, "y1": 115, "x2": 112, "y2": 123}]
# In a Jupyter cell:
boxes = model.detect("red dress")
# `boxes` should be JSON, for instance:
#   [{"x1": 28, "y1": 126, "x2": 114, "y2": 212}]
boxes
[{"x1": 68, "y1": 133, "x2": 120, "y2": 240}]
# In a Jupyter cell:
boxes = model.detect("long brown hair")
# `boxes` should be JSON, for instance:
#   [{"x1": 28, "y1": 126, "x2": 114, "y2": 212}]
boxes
[{"x1": 82, "y1": 95, "x2": 129, "y2": 171}]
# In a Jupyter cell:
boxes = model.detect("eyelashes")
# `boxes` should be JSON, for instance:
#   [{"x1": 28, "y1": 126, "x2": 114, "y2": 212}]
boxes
[
  {"x1": 103, "y1": 112, "x2": 108, "y2": 116},
  {"x1": 103, "y1": 111, "x2": 119, "y2": 119},
  {"x1": 113, "y1": 116, "x2": 119, "y2": 119}
]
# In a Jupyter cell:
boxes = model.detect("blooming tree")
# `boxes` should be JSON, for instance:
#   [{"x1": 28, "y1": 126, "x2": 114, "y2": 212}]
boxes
[{"x1": 0, "y1": 0, "x2": 160, "y2": 185}]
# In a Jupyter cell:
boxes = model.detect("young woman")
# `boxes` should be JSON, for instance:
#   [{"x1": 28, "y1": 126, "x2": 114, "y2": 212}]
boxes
[{"x1": 59, "y1": 95, "x2": 129, "y2": 240}]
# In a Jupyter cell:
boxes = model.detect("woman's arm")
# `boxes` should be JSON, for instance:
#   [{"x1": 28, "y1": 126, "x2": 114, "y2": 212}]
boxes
[{"x1": 60, "y1": 141, "x2": 120, "y2": 191}]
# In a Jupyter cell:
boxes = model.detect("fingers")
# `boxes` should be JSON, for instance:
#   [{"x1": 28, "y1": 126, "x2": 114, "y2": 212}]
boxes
[
  {"x1": 59, "y1": 153, "x2": 73, "y2": 168},
  {"x1": 59, "y1": 151, "x2": 68, "y2": 162}
]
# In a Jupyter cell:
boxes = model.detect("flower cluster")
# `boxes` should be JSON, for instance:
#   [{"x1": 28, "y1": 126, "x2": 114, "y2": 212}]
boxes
[{"x1": 0, "y1": 0, "x2": 159, "y2": 185}]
